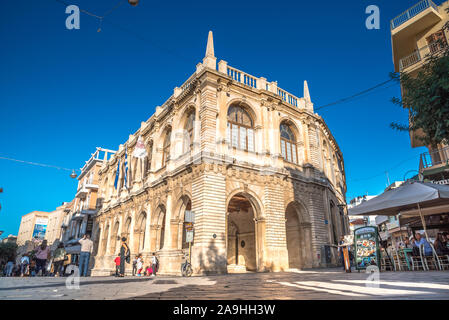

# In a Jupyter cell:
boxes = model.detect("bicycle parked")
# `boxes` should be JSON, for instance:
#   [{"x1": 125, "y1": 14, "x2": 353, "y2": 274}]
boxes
[{"x1": 181, "y1": 252, "x2": 193, "y2": 277}]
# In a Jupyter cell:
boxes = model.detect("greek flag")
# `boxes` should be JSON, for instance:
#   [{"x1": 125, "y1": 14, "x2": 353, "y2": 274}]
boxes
[
  {"x1": 123, "y1": 146, "x2": 128, "y2": 190},
  {"x1": 114, "y1": 158, "x2": 120, "y2": 190}
]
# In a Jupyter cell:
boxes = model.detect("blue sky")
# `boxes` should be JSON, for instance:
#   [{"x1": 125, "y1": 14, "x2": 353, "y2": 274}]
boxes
[{"x1": 0, "y1": 0, "x2": 436, "y2": 238}]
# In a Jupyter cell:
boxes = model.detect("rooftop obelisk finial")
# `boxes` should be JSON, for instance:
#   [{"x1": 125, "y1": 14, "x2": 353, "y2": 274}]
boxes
[
  {"x1": 304, "y1": 80, "x2": 314, "y2": 112},
  {"x1": 304, "y1": 80, "x2": 311, "y2": 102},
  {"x1": 205, "y1": 30, "x2": 215, "y2": 58},
  {"x1": 202, "y1": 30, "x2": 217, "y2": 70}
]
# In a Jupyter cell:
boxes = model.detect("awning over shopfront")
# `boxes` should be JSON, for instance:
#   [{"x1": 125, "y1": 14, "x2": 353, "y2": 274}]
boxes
[
  {"x1": 348, "y1": 182, "x2": 449, "y2": 241},
  {"x1": 348, "y1": 182, "x2": 449, "y2": 216}
]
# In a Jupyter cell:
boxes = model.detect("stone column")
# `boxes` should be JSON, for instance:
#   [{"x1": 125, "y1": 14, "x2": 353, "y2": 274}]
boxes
[
  {"x1": 254, "y1": 217, "x2": 266, "y2": 272},
  {"x1": 302, "y1": 121, "x2": 310, "y2": 164},
  {"x1": 193, "y1": 90, "x2": 201, "y2": 155},
  {"x1": 128, "y1": 210, "x2": 136, "y2": 254},
  {"x1": 170, "y1": 218, "x2": 181, "y2": 250},
  {"x1": 143, "y1": 206, "x2": 152, "y2": 253},
  {"x1": 96, "y1": 221, "x2": 104, "y2": 256},
  {"x1": 162, "y1": 192, "x2": 173, "y2": 249},
  {"x1": 261, "y1": 104, "x2": 269, "y2": 154},
  {"x1": 104, "y1": 218, "x2": 113, "y2": 256},
  {"x1": 114, "y1": 215, "x2": 123, "y2": 255}
]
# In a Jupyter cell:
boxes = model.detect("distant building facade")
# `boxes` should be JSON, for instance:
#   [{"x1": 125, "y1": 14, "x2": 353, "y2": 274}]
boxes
[
  {"x1": 91, "y1": 32, "x2": 348, "y2": 276},
  {"x1": 347, "y1": 195, "x2": 378, "y2": 233},
  {"x1": 44, "y1": 202, "x2": 72, "y2": 245},
  {"x1": 17, "y1": 211, "x2": 51, "y2": 245},
  {"x1": 60, "y1": 148, "x2": 115, "y2": 265},
  {"x1": 391, "y1": 0, "x2": 449, "y2": 183}
]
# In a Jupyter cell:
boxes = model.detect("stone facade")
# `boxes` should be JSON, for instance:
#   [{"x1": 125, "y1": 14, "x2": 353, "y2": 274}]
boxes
[
  {"x1": 91, "y1": 31, "x2": 347, "y2": 276},
  {"x1": 17, "y1": 211, "x2": 50, "y2": 246}
]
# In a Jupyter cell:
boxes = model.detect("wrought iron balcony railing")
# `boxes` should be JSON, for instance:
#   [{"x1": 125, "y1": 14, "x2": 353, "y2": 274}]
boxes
[
  {"x1": 420, "y1": 145, "x2": 449, "y2": 169},
  {"x1": 391, "y1": 0, "x2": 439, "y2": 30},
  {"x1": 399, "y1": 39, "x2": 447, "y2": 71}
]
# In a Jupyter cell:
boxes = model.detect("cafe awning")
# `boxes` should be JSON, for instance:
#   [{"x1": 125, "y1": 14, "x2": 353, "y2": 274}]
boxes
[
  {"x1": 348, "y1": 182, "x2": 449, "y2": 216},
  {"x1": 348, "y1": 182, "x2": 449, "y2": 242}
]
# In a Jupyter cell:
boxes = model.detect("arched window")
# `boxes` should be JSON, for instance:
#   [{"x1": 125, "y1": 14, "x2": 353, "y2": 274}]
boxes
[
  {"x1": 182, "y1": 199, "x2": 192, "y2": 249},
  {"x1": 184, "y1": 111, "x2": 195, "y2": 153},
  {"x1": 280, "y1": 123, "x2": 298, "y2": 164},
  {"x1": 162, "y1": 130, "x2": 171, "y2": 167},
  {"x1": 227, "y1": 105, "x2": 255, "y2": 152}
]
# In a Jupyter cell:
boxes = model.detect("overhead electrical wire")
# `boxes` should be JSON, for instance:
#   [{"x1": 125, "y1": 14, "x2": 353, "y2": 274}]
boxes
[
  {"x1": 347, "y1": 154, "x2": 418, "y2": 183},
  {"x1": 0, "y1": 156, "x2": 78, "y2": 173},
  {"x1": 315, "y1": 78, "x2": 397, "y2": 111},
  {"x1": 52, "y1": 0, "x2": 191, "y2": 62}
]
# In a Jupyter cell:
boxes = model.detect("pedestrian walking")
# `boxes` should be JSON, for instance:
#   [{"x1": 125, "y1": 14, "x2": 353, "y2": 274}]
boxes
[
  {"x1": 136, "y1": 254, "x2": 143, "y2": 276},
  {"x1": 114, "y1": 254, "x2": 121, "y2": 277},
  {"x1": 35, "y1": 240, "x2": 50, "y2": 276},
  {"x1": 132, "y1": 256, "x2": 137, "y2": 276},
  {"x1": 6, "y1": 260, "x2": 14, "y2": 277},
  {"x1": 78, "y1": 234, "x2": 93, "y2": 277},
  {"x1": 20, "y1": 254, "x2": 30, "y2": 277},
  {"x1": 52, "y1": 243, "x2": 66, "y2": 277},
  {"x1": 338, "y1": 236, "x2": 345, "y2": 270},
  {"x1": 119, "y1": 237, "x2": 130, "y2": 277},
  {"x1": 151, "y1": 252, "x2": 158, "y2": 276},
  {"x1": 29, "y1": 259, "x2": 36, "y2": 277}
]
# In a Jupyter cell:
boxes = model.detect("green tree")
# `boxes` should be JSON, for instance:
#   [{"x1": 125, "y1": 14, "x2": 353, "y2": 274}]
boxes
[
  {"x1": 391, "y1": 25, "x2": 449, "y2": 147},
  {"x1": 0, "y1": 242, "x2": 18, "y2": 262}
]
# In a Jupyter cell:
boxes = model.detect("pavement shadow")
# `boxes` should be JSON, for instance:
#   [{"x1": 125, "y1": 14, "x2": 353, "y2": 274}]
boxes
[{"x1": 0, "y1": 277, "x2": 153, "y2": 291}]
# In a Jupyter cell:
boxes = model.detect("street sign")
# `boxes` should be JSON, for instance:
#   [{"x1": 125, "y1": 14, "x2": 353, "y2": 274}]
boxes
[
  {"x1": 185, "y1": 222, "x2": 194, "y2": 231},
  {"x1": 186, "y1": 230, "x2": 194, "y2": 243},
  {"x1": 185, "y1": 210, "x2": 195, "y2": 223}
]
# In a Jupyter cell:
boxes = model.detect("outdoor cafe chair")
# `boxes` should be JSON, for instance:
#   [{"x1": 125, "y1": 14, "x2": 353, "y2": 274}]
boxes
[
  {"x1": 380, "y1": 249, "x2": 395, "y2": 271},
  {"x1": 392, "y1": 248, "x2": 409, "y2": 271},
  {"x1": 429, "y1": 243, "x2": 449, "y2": 271},
  {"x1": 421, "y1": 244, "x2": 439, "y2": 271},
  {"x1": 410, "y1": 246, "x2": 426, "y2": 271}
]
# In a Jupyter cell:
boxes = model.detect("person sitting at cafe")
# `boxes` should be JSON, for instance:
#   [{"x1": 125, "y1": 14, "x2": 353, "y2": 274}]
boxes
[
  {"x1": 412, "y1": 232, "x2": 433, "y2": 256},
  {"x1": 434, "y1": 233, "x2": 449, "y2": 255},
  {"x1": 443, "y1": 232, "x2": 449, "y2": 249}
]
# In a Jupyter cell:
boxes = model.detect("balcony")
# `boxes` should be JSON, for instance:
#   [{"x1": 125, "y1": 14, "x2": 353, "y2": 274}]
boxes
[
  {"x1": 399, "y1": 40, "x2": 447, "y2": 71},
  {"x1": 75, "y1": 186, "x2": 88, "y2": 199},
  {"x1": 391, "y1": 0, "x2": 441, "y2": 33},
  {"x1": 84, "y1": 183, "x2": 99, "y2": 190},
  {"x1": 80, "y1": 209, "x2": 97, "y2": 215},
  {"x1": 420, "y1": 145, "x2": 449, "y2": 176}
]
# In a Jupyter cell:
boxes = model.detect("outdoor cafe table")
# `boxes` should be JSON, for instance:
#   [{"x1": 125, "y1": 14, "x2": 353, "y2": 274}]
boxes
[{"x1": 400, "y1": 248, "x2": 413, "y2": 270}]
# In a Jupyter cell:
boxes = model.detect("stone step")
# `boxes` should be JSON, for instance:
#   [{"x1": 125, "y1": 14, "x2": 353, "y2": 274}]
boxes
[{"x1": 227, "y1": 264, "x2": 247, "y2": 273}]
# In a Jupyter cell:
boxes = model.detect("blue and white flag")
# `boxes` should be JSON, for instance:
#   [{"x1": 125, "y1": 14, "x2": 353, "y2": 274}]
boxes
[
  {"x1": 114, "y1": 158, "x2": 120, "y2": 190},
  {"x1": 123, "y1": 146, "x2": 128, "y2": 190}
]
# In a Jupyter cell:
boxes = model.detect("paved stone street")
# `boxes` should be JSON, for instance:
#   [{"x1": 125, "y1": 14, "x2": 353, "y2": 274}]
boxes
[{"x1": 1, "y1": 268, "x2": 449, "y2": 300}]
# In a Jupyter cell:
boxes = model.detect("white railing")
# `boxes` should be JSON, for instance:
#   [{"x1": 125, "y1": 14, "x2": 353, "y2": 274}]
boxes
[
  {"x1": 391, "y1": 0, "x2": 439, "y2": 30},
  {"x1": 399, "y1": 50, "x2": 421, "y2": 70},
  {"x1": 224, "y1": 63, "x2": 302, "y2": 108},
  {"x1": 399, "y1": 40, "x2": 447, "y2": 71},
  {"x1": 227, "y1": 66, "x2": 258, "y2": 89},
  {"x1": 181, "y1": 73, "x2": 196, "y2": 93},
  {"x1": 277, "y1": 88, "x2": 299, "y2": 107}
]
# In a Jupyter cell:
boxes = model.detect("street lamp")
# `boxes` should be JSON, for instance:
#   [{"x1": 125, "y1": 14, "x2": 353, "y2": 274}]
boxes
[{"x1": 70, "y1": 170, "x2": 78, "y2": 179}]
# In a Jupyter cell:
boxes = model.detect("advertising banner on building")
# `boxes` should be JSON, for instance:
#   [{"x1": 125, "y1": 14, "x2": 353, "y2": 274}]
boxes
[{"x1": 32, "y1": 218, "x2": 48, "y2": 240}]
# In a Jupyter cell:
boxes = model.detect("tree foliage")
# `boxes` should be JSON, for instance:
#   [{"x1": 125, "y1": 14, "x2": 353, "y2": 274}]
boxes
[
  {"x1": 391, "y1": 23, "x2": 449, "y2": 147},
  {"x1": 0, "y1": 242, "x2": 18, "y2": 261}
]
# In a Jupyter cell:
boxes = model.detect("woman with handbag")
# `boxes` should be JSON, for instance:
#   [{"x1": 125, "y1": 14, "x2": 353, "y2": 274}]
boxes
[
  {"x1": 119, "y1": 237, "x2": 130, "y2": 277},
  {"x1": 52, "y1": 243, "x2": 66, "y2": 277}
]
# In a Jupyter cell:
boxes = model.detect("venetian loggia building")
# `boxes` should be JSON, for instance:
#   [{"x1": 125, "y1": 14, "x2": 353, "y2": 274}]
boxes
[{"x1": 91, "y1": 31, "x2": 348, "y2": 276}]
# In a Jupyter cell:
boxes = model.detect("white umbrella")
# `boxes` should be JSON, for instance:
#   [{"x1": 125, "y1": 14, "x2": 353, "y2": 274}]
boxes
[{"x1": 348, "y1": 182, "x2": 449, "y2": 241}]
